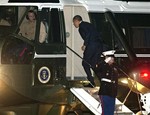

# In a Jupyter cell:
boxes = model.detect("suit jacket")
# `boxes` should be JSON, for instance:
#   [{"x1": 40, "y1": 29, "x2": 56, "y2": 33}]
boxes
[{"x1": 79, "y1": 21, "x2": 102, "y2": 46}]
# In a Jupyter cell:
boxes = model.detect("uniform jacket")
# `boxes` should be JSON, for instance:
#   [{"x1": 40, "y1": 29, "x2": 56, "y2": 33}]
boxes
[{"x1": 94, "y1": 61, "x2": 118, "y2": 97}]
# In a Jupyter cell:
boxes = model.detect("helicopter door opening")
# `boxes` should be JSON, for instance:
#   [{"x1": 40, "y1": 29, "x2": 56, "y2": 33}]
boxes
[
  {"x1": 33, "y1": 8, "x2": 66, "y2": 86},
  {"x1": 64, "y1": 6, "x2": 89, "y2": 80}
]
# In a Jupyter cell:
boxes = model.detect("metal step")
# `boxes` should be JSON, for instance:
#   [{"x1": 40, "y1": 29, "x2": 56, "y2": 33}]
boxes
[
  {"x1": 70, "y1": 87, "x2": 135, "y2": 115},
  {"x1": 70, "y1": 87, "x2": 101, "y2": 115}
]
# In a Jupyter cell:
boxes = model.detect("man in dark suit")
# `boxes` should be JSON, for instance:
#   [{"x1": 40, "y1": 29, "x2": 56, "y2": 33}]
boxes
[{"x1": 73, "y1": 15, "x2": 103, "y2": 88}]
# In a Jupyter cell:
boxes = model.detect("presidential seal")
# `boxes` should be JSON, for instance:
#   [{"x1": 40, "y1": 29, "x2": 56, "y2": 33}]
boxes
[{"x1": 38, "y1": 66, "x2": 51, "y2": 83}]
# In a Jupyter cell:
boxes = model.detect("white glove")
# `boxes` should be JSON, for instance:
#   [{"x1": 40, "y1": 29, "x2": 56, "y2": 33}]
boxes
[{"x1": 104, "y1": 57, "x2": 112, "y2": 63}]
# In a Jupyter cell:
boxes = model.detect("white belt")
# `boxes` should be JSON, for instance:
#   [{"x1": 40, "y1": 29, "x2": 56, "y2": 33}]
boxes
[{"x1": 101, "y1": 78, "x2": 115, "y2": 83}]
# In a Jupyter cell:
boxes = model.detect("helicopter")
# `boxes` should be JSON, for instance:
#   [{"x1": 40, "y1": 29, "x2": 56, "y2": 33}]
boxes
[{"x1": 0, "y1": 0, "x2": 150, "y2": 115}]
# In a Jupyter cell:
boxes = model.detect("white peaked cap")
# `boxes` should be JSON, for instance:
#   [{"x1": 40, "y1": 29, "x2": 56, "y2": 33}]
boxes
[{"x1": 102, "y1": 50, "x2": 115, "y2": 56}]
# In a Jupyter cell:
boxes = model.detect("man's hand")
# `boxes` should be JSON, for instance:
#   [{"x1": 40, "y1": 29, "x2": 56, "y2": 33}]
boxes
[{"x1": 81, "y1": 45, "x2": 86, "y2": 51}]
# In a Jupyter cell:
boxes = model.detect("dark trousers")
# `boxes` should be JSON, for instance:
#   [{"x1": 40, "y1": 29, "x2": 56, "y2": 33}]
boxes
[
  {"x1": 99, "y1": 95, "x2": 115, "y2": 115},
  {"x1": 82, "y1": 42, "x2": 102, "y2": 85}
]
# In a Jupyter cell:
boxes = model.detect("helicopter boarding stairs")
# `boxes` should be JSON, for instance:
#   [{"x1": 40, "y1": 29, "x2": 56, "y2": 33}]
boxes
[{"x1": 70, "y1": 87, "x2": 135, "y2": 115}]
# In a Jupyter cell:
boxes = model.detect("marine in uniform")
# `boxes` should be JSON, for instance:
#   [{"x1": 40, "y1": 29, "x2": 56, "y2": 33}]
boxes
[{"x1": 94, "y1": 50, "x2": 118, "y2": 115}]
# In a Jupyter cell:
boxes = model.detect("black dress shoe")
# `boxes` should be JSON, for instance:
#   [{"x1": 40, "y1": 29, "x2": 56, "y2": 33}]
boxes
[{"x1": 83, "y1": 83, "x2": 95, "y2": 88}]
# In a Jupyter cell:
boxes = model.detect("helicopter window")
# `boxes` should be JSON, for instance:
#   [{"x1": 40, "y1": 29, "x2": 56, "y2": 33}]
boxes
[
  {"x1": 39, "y1": 8, "x2": 49, "y2": 43},
  {"x1": 132, "y1": 27, "x2": 150, "y2": 48},
  {"x1": 0, "y1": 6, "x2": 17, "y2": 26},
  {"x1": 37, "y1": 8, "x2": 64, "y2": 44},
  {"x1": 49, "y1": 8, "x2": 61, "y2": 43},
  {"x1": 0, "y1": 6, "x2": 17, "y2": 37},
  {"x1": 35, "y1": 8, "x2": 66, "y2": 54},
  {"x1": 52, "y1": 8, "x2": 61, "y2": 43},
  {"x1": 1, "y1": 7, "x2": 37, "y2": 64},
  {"x1": 1, "y1": 38, "x2": 34, "y2": 64}
]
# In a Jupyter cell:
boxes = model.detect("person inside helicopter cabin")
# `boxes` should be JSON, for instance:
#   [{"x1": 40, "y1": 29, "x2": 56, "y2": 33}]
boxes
[
  {"x1": 19, "y1": 10, "x2": 47, "y2": 43},
  {"x1": 15, "y1": 10, "x2": 47, "y2": 63}
]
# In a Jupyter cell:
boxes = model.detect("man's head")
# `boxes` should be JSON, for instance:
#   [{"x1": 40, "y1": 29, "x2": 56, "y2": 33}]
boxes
[
  {"x1": 26, "y1": 10, "x2": 37, "y2": 22},
  {"x1": 73, "y1": 15, "x2": 82, "y2": 28}
]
